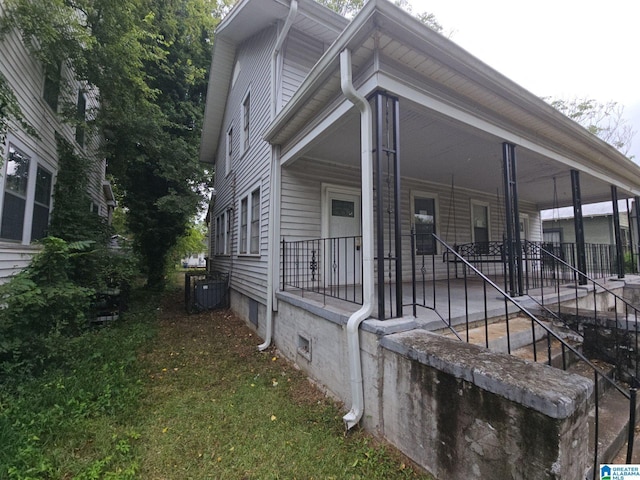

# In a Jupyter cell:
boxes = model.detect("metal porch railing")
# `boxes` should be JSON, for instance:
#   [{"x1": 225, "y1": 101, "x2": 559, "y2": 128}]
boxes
[
  {"x1": 523, "y1": 240, "x2": 640, "y2": 384},
  {"x1": 281, "y1": 236, "x2": 363, "y2": 306}
]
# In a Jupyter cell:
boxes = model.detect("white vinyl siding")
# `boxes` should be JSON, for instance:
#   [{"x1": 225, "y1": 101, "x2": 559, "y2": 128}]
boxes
[
  {"x1": 281, "y1": 29, "x2": 325, "y2": 108},
  {"x1": 0, "y1": 1, "x2": 108, "y2": 281},
  {"x1": 209, "y1": 26, "x2": 275, "y2": 303},
  {"x1": 281, "y1": 157, "x2": 542, "y2": 282}
]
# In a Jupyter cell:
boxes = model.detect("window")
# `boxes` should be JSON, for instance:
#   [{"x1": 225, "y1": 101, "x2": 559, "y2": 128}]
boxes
[
  {"x1": 226, "y1": 126, "x2": 233, "y2": 176},
  {"x1": 471, "y1": 201, "x2": 490, "y2": 253},
  {"x1": 76, "y1": 90, "x2": 86, "y2": 147},
  {"x1": 43, "y1": 62, "x2": 61, "y2": 112},
  {"x1": 239, "y1": 187, "x2": 260, "y2": 255},
  {"x1": 215, "y1": 210, "x2": 232, "y2": 255},
  {"x1": 30, "y1": 166, "x2": 52, "y2": 241},
  {"x1": 239, "y1": 197, "x2": 248, "y2": 254},
  {"x1": 1, "y1": 146, "x2": 30, "y2": 241},
  {"x1": 412, "y1": 193, "x2": 437, "y2": 255},
  {"x1": 242, "y1": 91, "x2": 250, "y2": 152}
]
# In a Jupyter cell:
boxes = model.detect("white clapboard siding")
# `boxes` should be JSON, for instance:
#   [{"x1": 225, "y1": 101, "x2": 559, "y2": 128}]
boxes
[
  {"x1": 281, "y1": 157, "x2": 542, "y2": 282},
  {"x1": 209, "y1": 26, "x2": 277, "y2": 304},
  {"x1": 0, "y1": 245, "x2": 40, "y2": 283},
  {"x1": 281, "y1": 28, "x2": 325, "y2": 108},
  {"x1": 0, "y1": 3, "x2": 109, "y2": 280}
]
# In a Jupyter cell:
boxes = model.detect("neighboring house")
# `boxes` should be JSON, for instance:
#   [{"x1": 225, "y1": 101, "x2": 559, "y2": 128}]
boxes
[
  {"x1": 0, "y1": 1, "x2": 115, "y2": 282},
  {"x1": 200, "y1": 0, "x2": 640, "y2": 476},
  {"x1": 542, "y1": 201, "x2": 632, "y2": 246}
]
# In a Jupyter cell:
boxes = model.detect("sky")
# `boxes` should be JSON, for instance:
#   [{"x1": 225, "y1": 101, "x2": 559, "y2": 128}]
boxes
[{"x1": 408, "y1": 0, "x2": 640, "y2": 161}]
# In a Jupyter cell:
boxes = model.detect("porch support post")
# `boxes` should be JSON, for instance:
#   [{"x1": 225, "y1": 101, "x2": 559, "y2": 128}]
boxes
[
  {"x1": 374, "y1": 92, "x2": 385, "y2": 319},
  {"x1": 502, "y1": 142, "x2": 522, "y2": 296},
  {"x1": 570, "y1": 169, "x2": 588, "y2": 285},
  {"x1": 635, "y1": 196, "x2": 640, "y2": 272},
  {"x1": 611, "y1": 185, "x2": 625, "y2": 279},
  {"x1": 392, "y1": 96, "x2": 403, "y2": 316},
  {"x1": 373, "y1": 91, "x2": 402, "y2": 319}
]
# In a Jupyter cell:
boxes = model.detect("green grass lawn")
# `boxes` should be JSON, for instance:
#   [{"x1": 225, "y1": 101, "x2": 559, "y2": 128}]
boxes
[{"x1": 0, "y1": 279, "x2": 432, "y2": 479}]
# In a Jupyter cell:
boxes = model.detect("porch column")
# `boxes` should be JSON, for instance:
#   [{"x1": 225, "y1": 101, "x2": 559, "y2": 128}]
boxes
[
  {"x1": 570, "y1": 170, "x2": 587, "y2": 285},
  {"x1": 502, "y1": 142, "x2": 523, "y2": 296},
  {"x1": 611, "y1": 185, "x2": 625, "y2": 279},
  {"x1": 635, "y1": 196, "x2": 640, "y2": 272},
  {"x1": 373, "y1": 91, "x2": 402, "y2": 319}
]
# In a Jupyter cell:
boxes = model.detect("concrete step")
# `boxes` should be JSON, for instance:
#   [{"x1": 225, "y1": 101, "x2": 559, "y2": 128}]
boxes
[
  {"x1": 442, "y1": 315, "x2": 550, "y2": 354},
  {"x1": 585, "y1": 386, "x2": 639, "y2": 479},
  {"x1": 512, "y1": 336, "x2": 582, "y2": 369}
]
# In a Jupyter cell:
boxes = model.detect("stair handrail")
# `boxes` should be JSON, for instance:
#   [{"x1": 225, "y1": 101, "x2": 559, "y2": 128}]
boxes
[
  {"x1": 434, "y1": 234, "x2": 630, "y2": 399},
  {"x1": 525, "y1": 240, "x2": 640, "y2": 320}
]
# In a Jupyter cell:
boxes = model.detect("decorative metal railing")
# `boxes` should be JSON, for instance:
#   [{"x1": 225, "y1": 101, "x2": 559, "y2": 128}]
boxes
[
  {"x1": 412, "y1": 233, "x2": 637, "y2": 474},
  {"x1": 281, "y1": 236, "x2": 363, "y2": 306},
  {"x1": 523, "y1": 240, "x2": 640, "y2": 384}
]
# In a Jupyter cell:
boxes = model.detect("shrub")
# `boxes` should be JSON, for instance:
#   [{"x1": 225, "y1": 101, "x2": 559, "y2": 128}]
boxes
[{"x1": 0, "y1": 238, "x2": 94, "y2": 378}]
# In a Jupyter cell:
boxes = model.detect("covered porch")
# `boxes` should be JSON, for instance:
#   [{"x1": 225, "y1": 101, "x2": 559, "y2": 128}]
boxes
[{"x1": 266, "y1": 2, "x2": 640, "y2": 324}]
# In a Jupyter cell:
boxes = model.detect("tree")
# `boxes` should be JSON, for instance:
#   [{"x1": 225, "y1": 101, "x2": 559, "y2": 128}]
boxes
[
  {"x1": 0, "y1": 72, "x2": 36, "y2": 155},
  {"x1": 315, "y1": 0, "x2": 364, "y2": 18},
  {"x1": 316, "y1": 0, "x2": 445, "y2": 33},
  {"x1": 2, "y1": 0, "x2": 228, "y2": 288},
  {"x1": 546, "y1": 97, "x2": 636, "y2": 157}
]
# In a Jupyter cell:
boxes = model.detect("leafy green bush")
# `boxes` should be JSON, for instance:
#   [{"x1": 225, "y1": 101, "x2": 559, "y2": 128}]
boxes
[{"x1": 0, "y1": 238, "x2": 94, "y2": 378}]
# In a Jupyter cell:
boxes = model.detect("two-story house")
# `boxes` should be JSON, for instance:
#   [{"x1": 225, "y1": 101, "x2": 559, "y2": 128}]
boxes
[
  {"x1": 0, "y1": 1, "x2": 115, "y2": 281},
  {"x1": 200, "y1": 0, "x2": 640, "y2": 477}
]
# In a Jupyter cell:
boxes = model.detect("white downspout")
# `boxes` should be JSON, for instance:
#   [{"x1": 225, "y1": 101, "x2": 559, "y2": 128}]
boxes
[
  {"x1": 259, "y1": 0, "x2": 297, "y2": 351},
  {"x1": 340, "y1": 48, "x2": 374, "y2": 430}
]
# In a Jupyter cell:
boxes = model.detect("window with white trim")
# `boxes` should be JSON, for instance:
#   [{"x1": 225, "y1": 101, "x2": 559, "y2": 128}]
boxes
[
  {"x1": 1, "y1": 145, "x2": 30, "y2": 241},
  {"x1": 242, "y1": 90, "x2": 250, "y2": 152},
  {"x1": 411, "y1": 191, "x2": 439, "y2": 255},
  {"x1": 215, "y1": 209, "x2": 232, "y2": 255},
  {"x1": 30, "y1": 166, "x2": 52, "y2": 241},
  {"x1": 75, "y1": 90, "x2": 87, "y2": 147},
  {"x1": 239, "y1": 187, "x2": 260, "y2": 255},
  {"x1": 225, "y1": 125, "x2": 233, "y2": 176}
]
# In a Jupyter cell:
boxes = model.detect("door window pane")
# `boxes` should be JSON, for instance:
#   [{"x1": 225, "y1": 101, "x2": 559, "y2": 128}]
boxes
[{"x1": 332, "y1": 199, "x2": 355, "y2": 218}]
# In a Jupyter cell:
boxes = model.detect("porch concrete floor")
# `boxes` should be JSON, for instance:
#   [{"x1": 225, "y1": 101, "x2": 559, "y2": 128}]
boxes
[{"x1": 280, "y1": 275, "x2": 640, "y2": 332}]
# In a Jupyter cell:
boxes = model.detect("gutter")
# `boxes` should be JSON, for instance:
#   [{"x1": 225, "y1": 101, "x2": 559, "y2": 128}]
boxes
[
  {"x1": 259, "y1": 0, "x2": 298, "y2": 351},
  {"x1": 339, "y1": 48, "x2": 374, "y2": 430}
]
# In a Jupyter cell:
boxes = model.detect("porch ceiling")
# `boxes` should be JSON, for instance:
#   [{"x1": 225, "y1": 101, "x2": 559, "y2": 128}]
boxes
[{"x1": 300, "y1": 99, "x2": 631, "y2": 209}]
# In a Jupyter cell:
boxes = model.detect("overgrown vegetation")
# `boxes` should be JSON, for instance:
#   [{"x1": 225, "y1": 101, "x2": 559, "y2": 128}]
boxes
[
  {"x1": 0, "y1": 0, "x2": 235, "y2": 289},
  {"x1": 0, "y1": 277, "x2": 431, "y2": 479}
]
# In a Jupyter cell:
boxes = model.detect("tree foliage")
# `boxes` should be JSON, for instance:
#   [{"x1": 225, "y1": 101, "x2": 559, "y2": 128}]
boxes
[
  {"x1": 0, "y1": 72, "x2": 36, "y2": 155},
  {"x1": 2, "y1": 0, "x2": 226, "y2": 288},
  {"x1": 316, "y1": 0, "x2": 444, "y2": 32},
  {"x1": 547, "y1": 97, "x2": 636, "y2": 157}
]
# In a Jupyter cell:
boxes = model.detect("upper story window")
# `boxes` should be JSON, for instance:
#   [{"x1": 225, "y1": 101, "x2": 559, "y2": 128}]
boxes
[
  {"x1": 76, "y1": 90, "x2": 87, "y2": 147},
  {"x1": 239, "y1": 186, "x2": 260, "y2": 255},
  {"x1": 1, "y1": 145, "x2": 31, "y2": 241},
  {"x1": 30, "y1": 166, "x2": 52, "y2": 241},
  {"x1": 43, "y1": 62, "x2": 61, "y2": 112},
  {"x1": 225, "y1": 125, "x2": 233, "y2": 176},
  {"x1": 242, "y1": 90, "x2": 250, "y2": 152}
]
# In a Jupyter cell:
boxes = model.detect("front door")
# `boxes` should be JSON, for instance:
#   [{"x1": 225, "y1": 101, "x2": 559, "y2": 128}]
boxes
[{"x1": 327, "y1": 191, "x2": 361, "y2": 286}]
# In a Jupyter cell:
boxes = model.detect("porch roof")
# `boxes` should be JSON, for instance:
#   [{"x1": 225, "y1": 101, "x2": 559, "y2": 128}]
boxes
[{"x1": 264, "y1": 0, "x2": 640, "y2": 208}]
